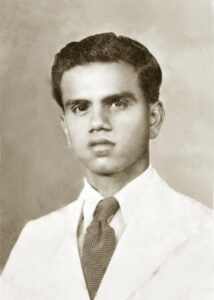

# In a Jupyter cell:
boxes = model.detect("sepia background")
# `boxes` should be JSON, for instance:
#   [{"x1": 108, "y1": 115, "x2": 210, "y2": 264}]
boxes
[{"x1": 0, "y1": 0, "x2": 213, "y2": 271}]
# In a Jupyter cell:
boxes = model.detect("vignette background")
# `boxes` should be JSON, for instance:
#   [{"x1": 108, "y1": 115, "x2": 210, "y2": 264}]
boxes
[{"x1": 0, "y1": 0, "x2": 213, "y2": 271}]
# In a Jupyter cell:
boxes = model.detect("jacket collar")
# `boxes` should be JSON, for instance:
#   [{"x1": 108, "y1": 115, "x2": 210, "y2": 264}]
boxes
[
  {"x1": 78, "y1": 164, "x2": 154, "y2": 231},
  {"x1": 96, "y1": 169, "x2": 200, "y2": 299},
  {"x1": 69, "y1": 169, "x2": 201, "y2": 300}
]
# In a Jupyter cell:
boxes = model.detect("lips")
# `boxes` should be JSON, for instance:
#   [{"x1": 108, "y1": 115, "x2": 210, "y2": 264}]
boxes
[
  {"x1": 89, "y1": 138, "x2": 115, "y2": 147},
  {"x1": 89, "y1": 138, "x2": 115, "y2": 154}
]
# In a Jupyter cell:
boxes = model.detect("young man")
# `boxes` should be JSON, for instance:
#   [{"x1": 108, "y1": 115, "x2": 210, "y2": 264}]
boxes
[{"x1": 0, "y1": 33, "x2": 214, "y2": 300}]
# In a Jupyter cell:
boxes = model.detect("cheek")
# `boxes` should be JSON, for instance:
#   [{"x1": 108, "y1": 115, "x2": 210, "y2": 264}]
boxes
[
  {"x1": 70, "y1": 134, "x2": 86, "y2": 150},
  {"x1": 114, "y1": 112, "x2": 149, "y2": 140},
  {"x1": 66, "y1": 119, "x2": 87, "y2": 144}
]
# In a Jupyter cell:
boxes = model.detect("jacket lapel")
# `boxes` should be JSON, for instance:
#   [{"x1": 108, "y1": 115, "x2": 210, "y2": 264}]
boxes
[
  {"x1": 96, "y1": 171, "x2": 198, "y2": 300},
  {"x1": 57, "y1": 198, "x2": 91, "y2": 300}
]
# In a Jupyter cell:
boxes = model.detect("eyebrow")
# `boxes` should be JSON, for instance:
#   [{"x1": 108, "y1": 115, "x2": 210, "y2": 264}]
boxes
[
  {"x1": 64, "y1": 99, "x2": 89, "y2": 109},
  {"x1": 64, "y1": 91, "x2": 137, "y2": 108},
  {"x1": 103, "y1": 91, "x2": 137, "y2": 103}
]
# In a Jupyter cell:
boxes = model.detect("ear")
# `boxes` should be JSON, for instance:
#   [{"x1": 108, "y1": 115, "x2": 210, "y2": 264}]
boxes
[
  {"x1": 60, "y1": 115, "x2": 72, "y2": 148},
  {"x1": 149, "y1": 101, "x2": 165, "y2": 139}
]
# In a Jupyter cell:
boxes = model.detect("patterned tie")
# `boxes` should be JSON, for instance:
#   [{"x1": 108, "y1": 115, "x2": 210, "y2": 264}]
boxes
[{"x1": 81, "y1": 197, "x2": 119, "y2": 300}]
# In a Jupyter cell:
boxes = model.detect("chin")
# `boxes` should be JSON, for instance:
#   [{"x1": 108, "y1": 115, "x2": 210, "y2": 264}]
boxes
[
  {"x1": 86, "y1": 157, "x2": 131, "y2": 176},
  {"x1": 86, "y1": 160, "x2": 121, "y2": 176}
]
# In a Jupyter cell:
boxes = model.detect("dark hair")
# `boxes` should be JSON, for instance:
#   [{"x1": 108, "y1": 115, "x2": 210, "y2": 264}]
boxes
[{"x1": 51, "y1": 32, "x2": 162, "y2": 110}]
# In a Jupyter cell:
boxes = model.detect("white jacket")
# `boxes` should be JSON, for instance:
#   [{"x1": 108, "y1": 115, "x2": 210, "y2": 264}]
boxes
[{"x1": 1, "y1": 169, "x2": 214, "y2": 300}]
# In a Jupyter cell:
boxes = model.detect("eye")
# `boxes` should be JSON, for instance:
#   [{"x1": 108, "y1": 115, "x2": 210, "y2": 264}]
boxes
[
  {"x1": 110, "y1": 98, "x2": 128, "y2": 110},
  {"x1": 71, "y1": 103, "x2": 89, "y2": 115},
  {"x1": 113, "y1": 100, "x2": 124, "y2": 107}
]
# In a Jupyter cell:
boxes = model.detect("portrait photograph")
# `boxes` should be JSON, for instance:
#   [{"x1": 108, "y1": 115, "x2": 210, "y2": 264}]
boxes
[{"x1": 0, "y1": 1, "x2": 214, "y2": 299}]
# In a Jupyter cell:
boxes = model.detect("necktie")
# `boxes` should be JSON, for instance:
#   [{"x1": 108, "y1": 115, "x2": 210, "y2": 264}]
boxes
[{"x1": 81, "y1": 197, "x2": 119, "y2": 300}]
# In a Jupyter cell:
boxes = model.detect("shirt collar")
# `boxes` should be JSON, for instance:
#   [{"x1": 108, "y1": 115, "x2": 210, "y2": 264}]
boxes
[
  {"x1": 78, "y1": 179, "x2": 103, "y2": 229},
  {"x1": 78, "y1": 164, "x2": 154, "y2": 228}
]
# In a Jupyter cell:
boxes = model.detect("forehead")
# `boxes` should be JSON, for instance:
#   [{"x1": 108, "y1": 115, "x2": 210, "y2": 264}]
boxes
[{"x1": 61, "y1": 62, "x2": 141, "y2": 101}]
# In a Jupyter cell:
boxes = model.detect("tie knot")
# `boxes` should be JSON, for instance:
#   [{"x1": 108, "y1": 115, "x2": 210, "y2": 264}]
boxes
[{"x1": 94, "y1": 197, "x2": 119, "y2": 222}]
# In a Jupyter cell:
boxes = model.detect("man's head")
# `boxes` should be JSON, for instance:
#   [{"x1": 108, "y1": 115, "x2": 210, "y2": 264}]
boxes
[
  {"x1": 51, "y1": 32, "x2": 162, "y2": 110},
  {"x1": 51, "y1": 33, "x2": 164, "y2": 179}
]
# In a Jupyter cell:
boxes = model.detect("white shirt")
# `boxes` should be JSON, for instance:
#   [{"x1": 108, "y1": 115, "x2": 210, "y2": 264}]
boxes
[{"x1": 77, "y1": 165, "x2": 154, "y2": 256}]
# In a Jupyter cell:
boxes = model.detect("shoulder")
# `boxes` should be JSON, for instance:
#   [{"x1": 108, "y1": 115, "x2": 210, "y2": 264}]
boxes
[
  {"x1": 0, "y1": 200, "x2": 83, "y2": 299},
  {"x1": 150, "y1": 168, "x2": 214, "y2": 254},
  {"x1": 152, "y1": 168, "x2": 213, "y2": 227},
  {"x1": 0, "y1": 199, "x2": 81, "y2": 279},
  {"x1": 19, "y1": 199, "x2": 81, "y2": 244},
  {"x1": 132, "y1": 170, "x2": 214, "y2": 299},
  {"x1": 3, "y1": 199, "x2": 81, "y2": 268}
]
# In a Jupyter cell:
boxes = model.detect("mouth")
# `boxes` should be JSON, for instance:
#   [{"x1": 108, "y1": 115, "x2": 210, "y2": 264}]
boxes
[
  {"x1": 89, "y1": 139, "x2": 115, "y2": 154},
  {"x1": 89, "y1": 138, "x2": 115, "y2": 147}
]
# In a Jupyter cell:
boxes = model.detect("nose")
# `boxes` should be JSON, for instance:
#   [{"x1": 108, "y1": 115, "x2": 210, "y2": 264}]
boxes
[{"x1": 89, "y1": 107, "x2": 112, "y2": 132}]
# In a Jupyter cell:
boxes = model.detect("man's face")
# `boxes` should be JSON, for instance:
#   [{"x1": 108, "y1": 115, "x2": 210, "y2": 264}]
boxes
[{"x1": 61, "y1": 62, "x2": 157, "y2": 176}]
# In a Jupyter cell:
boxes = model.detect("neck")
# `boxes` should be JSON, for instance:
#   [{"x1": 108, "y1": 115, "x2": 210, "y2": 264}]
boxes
[{"x1": 85, "y1": 157, "x2": 149, "y2": 197}]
